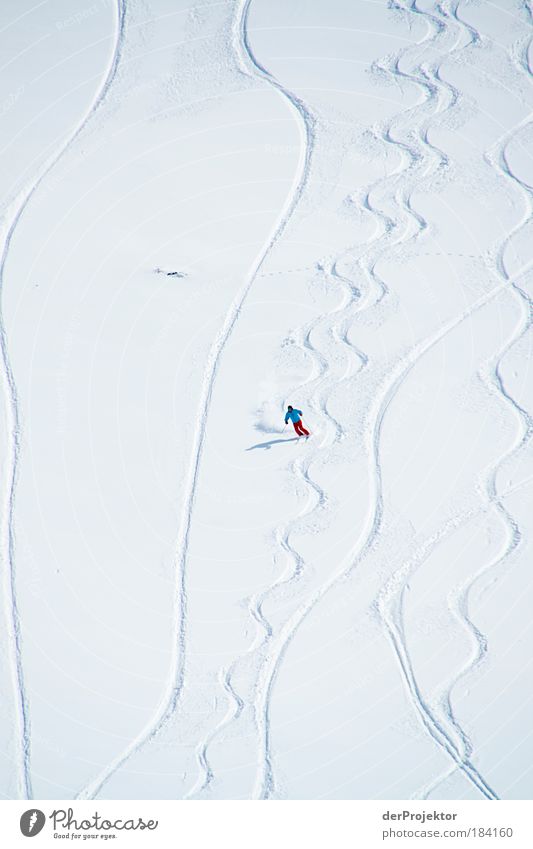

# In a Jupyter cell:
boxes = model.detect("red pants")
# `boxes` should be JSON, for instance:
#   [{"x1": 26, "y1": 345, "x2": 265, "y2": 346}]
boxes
[{"x1": 293, "y1": 420, "x2": 309, "y2": 436}]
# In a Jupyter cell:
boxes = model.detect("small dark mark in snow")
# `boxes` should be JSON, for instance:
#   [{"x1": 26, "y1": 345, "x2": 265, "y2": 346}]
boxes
[{"x1": 154, "y1": 267, "x2": 187, "y2": 278}]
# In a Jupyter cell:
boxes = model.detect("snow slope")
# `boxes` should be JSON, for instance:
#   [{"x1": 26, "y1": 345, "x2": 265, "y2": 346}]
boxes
[{"x1": 0, "y1": 0, "x2": 532, "y2": 800}]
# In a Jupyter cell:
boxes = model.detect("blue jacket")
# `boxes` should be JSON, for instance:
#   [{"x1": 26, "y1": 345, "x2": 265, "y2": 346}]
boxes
[{"x1": 285, "y1": 408, "x2": 302, "y2": 424}]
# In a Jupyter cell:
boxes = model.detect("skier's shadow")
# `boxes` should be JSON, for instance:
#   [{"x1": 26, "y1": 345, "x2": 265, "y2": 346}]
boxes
[{"x1": 246, "y1": 436, "x2": 299, "y2": 451}]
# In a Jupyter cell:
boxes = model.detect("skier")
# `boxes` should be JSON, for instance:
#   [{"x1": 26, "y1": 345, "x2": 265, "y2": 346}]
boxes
[{"x1": 284, "y1": 405, "x2": 310, "y2": 437}]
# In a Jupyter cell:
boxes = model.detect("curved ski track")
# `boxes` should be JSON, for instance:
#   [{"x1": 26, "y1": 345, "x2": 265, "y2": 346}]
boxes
[
  {"x1": 379, "y1": 1, "x2": 533, "y2": 801},
  {"x1": 187, "y1": 0, "x2": 521, "y2": 800},
  {"x1": 0, "y1": 0, "x2": 126, "y2": 800},
  {"x1": 78, "y1": 0, "x2": 317, "y2": 800},
  {"x1": 246, "y1": 0, "x2": 490, "y2": 802},
  {"x1": 377, "y1": 506, "x2": 498, "y2": 800},
  {"x1": 376, "y1": 0, "x2": 495, "y2": 801},
  {"x1": 431, "y1": 7, "x2": 533, "y2": 800}
]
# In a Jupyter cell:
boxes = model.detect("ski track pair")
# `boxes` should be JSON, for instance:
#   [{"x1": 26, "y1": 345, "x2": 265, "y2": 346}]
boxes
[{"x1": 0, "y1": 0, "x2": 127, "y2": 800}]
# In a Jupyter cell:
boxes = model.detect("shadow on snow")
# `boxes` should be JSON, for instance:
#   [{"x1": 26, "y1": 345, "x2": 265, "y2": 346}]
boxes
[{"x1": 246, "y1": 436, "x2": 300, "y2": 451}]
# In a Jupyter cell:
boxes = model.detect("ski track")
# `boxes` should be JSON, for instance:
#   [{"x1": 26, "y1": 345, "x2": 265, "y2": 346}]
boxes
[
  {"x1": 187, "y1": 263, "x2": 368, "y2": 799},
  {"x1": 188, "y1": 0, "x2": 511, "y2": 800},
  {"x1": 377, "y1": 507, "x2": 499, "y2": 800},
  {"x1": 247, "y1": 0, "x2": 472, "y2": 801},
  {"x1": 380, "y1": 1, "x2": 533, "y2": 802},
  {"x1": 436, "y1": 10, "x2": 533, "y2": 797},
  {"x1": 0, "y1": 0, "x2": 125, "y2": 800},
  {"x1": 251, "y1": 0, "x2": 531, "y2": 800},
  {"x1": 376, "y1": 0, "x2": 496, "y2": 801},
  {"x1": 78, "y1": 0, "x2": 317, "y2": 800}
]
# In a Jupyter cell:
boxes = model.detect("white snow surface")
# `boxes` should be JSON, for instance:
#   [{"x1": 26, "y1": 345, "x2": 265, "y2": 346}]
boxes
[{"x1": 0, "y1": 0, "x2": 532, "y2": 801}]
